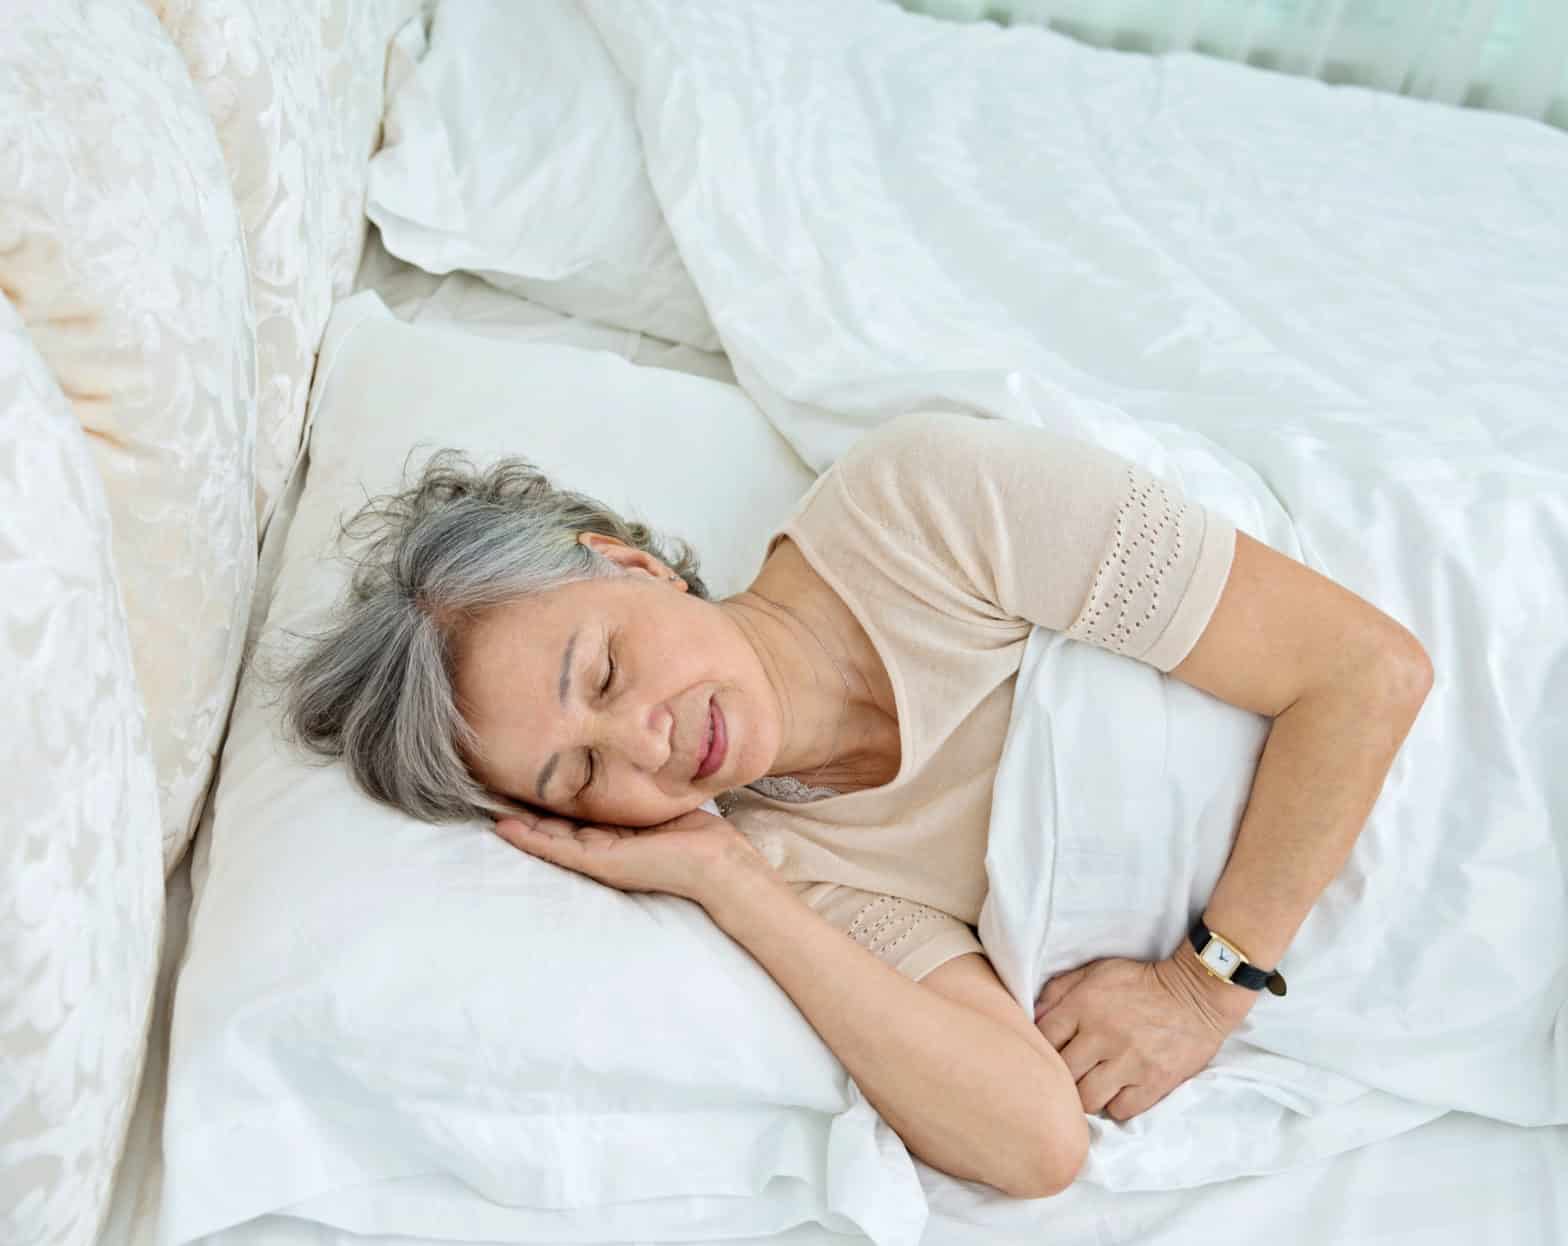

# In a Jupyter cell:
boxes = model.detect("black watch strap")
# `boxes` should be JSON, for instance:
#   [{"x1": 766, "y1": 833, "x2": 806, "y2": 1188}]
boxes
[{"x1": 1188, "y1": 919, "x2": 1288, "y2": 996}]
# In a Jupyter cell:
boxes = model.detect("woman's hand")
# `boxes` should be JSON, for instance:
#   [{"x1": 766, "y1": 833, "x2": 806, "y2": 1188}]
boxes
[
  {"x1": 1032, "y1": 952, "x2": 1257, "y2": 1122},
  {"x1": 492, "y1": 806, "x2": 773, "y2": 906}
]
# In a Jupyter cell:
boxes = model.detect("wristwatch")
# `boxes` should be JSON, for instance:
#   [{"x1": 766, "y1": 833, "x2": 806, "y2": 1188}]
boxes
[{"x1": 1188, "y1": 918, "x2": 1288, "y2": 996}]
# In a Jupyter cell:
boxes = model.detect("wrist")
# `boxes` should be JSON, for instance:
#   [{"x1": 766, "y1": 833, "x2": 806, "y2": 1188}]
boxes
[
  {"x1": 693, "y1": 834, "x2": 784, "y2": 916},
  {"x1": 1164, "y1": 939, "x2": 1260, "y2": 1033}
]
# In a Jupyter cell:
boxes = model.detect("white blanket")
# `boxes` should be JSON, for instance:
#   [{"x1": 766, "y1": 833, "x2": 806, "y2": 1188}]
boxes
[{"x1": 584, "y1": 0, "x2": 1568, "y2": 1190}]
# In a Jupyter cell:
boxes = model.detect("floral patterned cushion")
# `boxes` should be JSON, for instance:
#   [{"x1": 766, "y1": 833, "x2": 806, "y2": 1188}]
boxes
[
  {"x1": 0, "y1": 0, "x2": 258, "y2": 874},
  {"x1": 0, "y1": 293, "x2": 164, "y2": 1246}
]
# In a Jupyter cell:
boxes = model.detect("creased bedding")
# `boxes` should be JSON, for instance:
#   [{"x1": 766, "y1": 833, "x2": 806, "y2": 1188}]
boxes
[{"x1": 583, "y1": 0, "x2": 1568, "y2": 1191}]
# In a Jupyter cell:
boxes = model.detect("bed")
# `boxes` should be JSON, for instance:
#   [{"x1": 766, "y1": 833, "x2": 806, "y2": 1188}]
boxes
[
  {"x1": 4, "y1": 2, "x2": 1564, "y2": 1245},
  {"x1": 97, "y1": 253, "x2": 1568, "y2": 1246},
  {"x1": 91, "y1": 253, "x2": 1568, "y2": 1246}
]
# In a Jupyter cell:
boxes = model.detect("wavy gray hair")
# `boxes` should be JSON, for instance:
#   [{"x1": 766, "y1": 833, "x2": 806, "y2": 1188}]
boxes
[{"x1": 269, "y1": 447, "x2": 710, "y2": 824}]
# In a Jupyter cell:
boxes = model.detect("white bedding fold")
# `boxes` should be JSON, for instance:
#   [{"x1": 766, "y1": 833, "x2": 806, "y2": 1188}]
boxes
[{"x1": 586, "y1": 0, "x2": 1568, "y2": 1192}]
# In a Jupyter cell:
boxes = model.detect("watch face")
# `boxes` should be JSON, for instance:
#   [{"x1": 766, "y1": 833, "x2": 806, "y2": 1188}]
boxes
[{"x1": 1200, "y1": 937, "x2": 1241, "y2": 980}]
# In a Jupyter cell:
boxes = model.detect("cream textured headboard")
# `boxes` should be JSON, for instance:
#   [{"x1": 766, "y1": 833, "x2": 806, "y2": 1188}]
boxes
[{"x1": 0, "y1": 3, "x2": 420, "y2": 1243}]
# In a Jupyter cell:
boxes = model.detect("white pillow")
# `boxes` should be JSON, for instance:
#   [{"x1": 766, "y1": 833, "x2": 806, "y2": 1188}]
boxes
[
  {"x1": 1, "y1": 296, "x2": 163, "y2": 1246},
  {"x1": 981, "y1": 626, "x2": 1445, "y2": 1192},
  {"x1": 163, "y1": 293, "x2": 929, "y2": 1246},
  {"x1": 979, "y1": 634, "x2": 1267, "y2": 1020},
  {"x1": 366, "y1": 1, "x2": 720, "y2": 353}
]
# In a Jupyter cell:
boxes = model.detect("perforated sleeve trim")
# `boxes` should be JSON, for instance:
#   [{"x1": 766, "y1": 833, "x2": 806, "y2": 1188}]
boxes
[
  {"x1": 1064, "y1": 466, "x2": 1188, "y2": 655},
  {"x1": 843, "y1": 893, "x2": 947, "y2": 958}
]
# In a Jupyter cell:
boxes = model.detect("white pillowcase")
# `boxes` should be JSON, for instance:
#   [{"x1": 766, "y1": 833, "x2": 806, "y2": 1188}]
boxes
[
  {"x1": 366, "y1": 1, "x2": 720, "y2": 353},
  {"x1": 981, "y1": 625, "x2": 1446, "y2": 1192},
  {"x1": 163, "y1": 293, "x2": 930, "y2": 1246}
]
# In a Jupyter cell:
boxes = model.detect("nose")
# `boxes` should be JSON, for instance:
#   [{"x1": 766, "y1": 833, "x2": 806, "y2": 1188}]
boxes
[{"x1": 599, "y1": 699, "x2": 673, "y2": 775}]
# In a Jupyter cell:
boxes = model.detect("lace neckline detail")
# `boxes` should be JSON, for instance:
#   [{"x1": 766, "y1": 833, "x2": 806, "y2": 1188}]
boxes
[{"x1": 746, "y1": 774, "x2": 843, "y2": 803}]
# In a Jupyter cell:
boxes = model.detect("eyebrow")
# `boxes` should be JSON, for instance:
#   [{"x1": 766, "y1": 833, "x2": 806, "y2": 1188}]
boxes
[{"x1": 535, "y1": 625, "x2": 582, "y2": 802}]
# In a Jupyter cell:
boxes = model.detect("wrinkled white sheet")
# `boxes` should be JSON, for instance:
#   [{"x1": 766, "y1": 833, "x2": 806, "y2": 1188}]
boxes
[
  {"x1": 149, "y1": 1112, "x2": 1568, "y2": 1246},
  {"x1": 584, "y1": 0, "x2": 1568, "y2": 1191}
]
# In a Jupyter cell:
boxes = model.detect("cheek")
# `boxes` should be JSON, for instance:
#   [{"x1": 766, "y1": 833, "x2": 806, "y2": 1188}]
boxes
[{"x1": 582, "y1": 778, "x2": 688, "y2": 828}]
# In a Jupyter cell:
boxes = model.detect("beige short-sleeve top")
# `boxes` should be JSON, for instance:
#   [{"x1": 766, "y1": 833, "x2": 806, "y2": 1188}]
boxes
[{"x1": 727, "y1": 411, "x2": 1237, "y2": 982}]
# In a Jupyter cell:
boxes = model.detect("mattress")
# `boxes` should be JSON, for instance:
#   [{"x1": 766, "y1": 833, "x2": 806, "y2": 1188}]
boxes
[{"x1": 99, "y1": 232, "x2": 1568, "y2": 1246}]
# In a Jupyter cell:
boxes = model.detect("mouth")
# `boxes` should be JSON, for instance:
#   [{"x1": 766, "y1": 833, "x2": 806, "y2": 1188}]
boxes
[{"x1": 693, "y1": 696, "x2": 727, "y2": 781}]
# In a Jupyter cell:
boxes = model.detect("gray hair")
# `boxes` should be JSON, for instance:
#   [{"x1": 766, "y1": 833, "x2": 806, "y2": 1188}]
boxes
[{"x1": 268, "y1": 447, "x2": 710, "y2": 823}]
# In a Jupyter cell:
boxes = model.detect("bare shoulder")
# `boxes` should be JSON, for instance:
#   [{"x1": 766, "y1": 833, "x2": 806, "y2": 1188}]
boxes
[{"x1": 752, "y1": 531, "x2": 816, "y2": 593}]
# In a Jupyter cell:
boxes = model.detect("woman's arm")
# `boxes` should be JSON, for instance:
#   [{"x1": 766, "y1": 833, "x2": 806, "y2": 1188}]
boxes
[
  {"x1": 1162, "y1": 529, "x2": 1433, "y2": 1018},
  {"x1": 493, "y1": 809, "x2": 1085, "y2": 1194},
  {"x1": 700, "y1": 851, "x2": 1089, "y2": 1199},
  {"x1": 1035, "y1": 531, "x2": 1434, "y2": 1119}
]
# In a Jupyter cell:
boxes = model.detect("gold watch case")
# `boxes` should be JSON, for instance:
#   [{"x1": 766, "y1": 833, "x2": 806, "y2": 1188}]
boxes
[{"x1": 1197, "y1": 931, "x2": 1249, "y2": 982}]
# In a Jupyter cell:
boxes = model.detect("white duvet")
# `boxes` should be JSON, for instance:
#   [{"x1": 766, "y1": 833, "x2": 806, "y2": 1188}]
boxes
[{"x1": 584, "y1": 0, "x2": 1568, "y2": 1191}]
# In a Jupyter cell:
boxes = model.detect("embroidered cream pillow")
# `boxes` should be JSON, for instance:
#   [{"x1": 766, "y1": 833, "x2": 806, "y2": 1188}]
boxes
[
  {"x1": 0, "y1": 0, "x2": 257, "y2": 872},
  {"x1": 152, "y1": 0, "x2": 425, "y2": 538},
  {"x1": 0, "y1": 295, "x2": 164, "y2": 1246}
]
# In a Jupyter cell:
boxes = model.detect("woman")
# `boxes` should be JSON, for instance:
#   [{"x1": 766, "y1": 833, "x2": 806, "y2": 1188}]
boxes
[{"x1": 280, "y1": 410, "x2": 1432, "y2": 1199}]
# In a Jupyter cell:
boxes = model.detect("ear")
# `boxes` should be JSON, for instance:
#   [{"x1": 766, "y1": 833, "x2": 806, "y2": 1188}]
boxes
[{"x1": 577, "y1": 531, "x2": 687, "y2": 590}]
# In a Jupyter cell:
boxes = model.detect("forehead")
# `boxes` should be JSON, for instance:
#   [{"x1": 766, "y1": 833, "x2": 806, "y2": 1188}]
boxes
[
  {"x1": 448, "y1": 591, "x2": 577, "y2": 800},
  {"x1": 454, "y1": 591, "x2": 574, "y2": 717},
  {"x1": 452, "y1": 577, "x2": 645, "y2": 722}
]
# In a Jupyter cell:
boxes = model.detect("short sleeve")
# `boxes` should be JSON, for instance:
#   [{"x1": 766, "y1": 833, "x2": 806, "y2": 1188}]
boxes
[
  {"x1": 826, "y1": 411, "x2": 1237, "y2": 672},
  {"x1": 793, "y1": 880, "x2": 985, "y2": 982}
]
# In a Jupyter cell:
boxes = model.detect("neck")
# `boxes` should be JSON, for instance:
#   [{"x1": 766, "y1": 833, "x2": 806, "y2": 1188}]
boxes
[{"x1": 718, "y1": 590, "x2": 859, "y2": 783}]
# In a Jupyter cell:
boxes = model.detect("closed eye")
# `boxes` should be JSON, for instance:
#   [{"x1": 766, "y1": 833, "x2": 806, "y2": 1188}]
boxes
[
  {"x1": 578, "y1": 643, "x2": 616, "y2": 797},
  {"x1": 576, "y1": 638, "x2": 620, "y2": 799}
]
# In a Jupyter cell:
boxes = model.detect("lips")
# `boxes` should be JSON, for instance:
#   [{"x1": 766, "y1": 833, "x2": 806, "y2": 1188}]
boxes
[{"x1": 694, "y1": 697, "x2": 727, "y2": 781}]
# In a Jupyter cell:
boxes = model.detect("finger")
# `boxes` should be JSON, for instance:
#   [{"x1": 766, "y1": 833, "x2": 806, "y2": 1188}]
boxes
[
  {"x1": 495, "y1": 814, "x2": 574, "y2": 854},
  {"x1": 1105, "y1": 1085, "x2": 1163, "y2": 1123},
  {"x1": 533, "y1": 815, "x2": 577, "y2": 838},
  {"x1": 1076, "y1": 1061, "x2": 1128, "y2": 1117},
  {"x1": 582, "y1": 823, "x2": 635, "y2": 843},
  {"x1": 1059, "y1": 1035, "x2": 1104, "y2": 1083},
  {"x1": 493, "y1": 817, "x2": 539, "y2": 851},
  {"x1": 1035, "y1": 1011, "x2": 1077, "y2": 1052},
  {"x1": 1035, "y1": 967, "x2": 1088, "y2": 1014}
]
